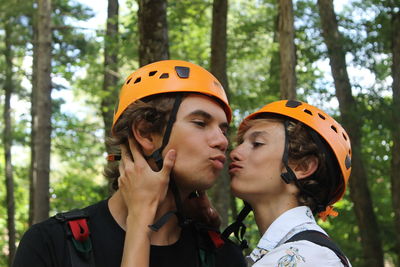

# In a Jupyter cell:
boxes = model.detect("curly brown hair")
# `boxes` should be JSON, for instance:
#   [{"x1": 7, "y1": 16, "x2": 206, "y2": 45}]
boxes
[
  {"x1": 104, "y1": 93, "x2": 179, "y2": 191},
  {"x1": 237, "y1": 116, "x2": 344, "y2": 214}
]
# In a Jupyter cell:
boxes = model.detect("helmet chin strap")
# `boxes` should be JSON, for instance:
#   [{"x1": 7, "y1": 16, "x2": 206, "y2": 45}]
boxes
[
  {"x1": 281, "y1": 120, "x2": 297, "y2": 184},
  {"x1": 146, "y1": 95, "x2": 192, "y2": 231}
]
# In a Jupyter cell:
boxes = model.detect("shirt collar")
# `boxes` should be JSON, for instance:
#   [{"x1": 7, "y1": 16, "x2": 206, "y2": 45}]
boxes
[{"x1": 256, "y1": 206, "x2": 316, "y2": 251}]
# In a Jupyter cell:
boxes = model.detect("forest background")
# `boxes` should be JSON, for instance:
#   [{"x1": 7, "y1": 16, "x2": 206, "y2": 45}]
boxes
[{"x1": 1, "y1": 0, "x2": 399, "y2": 266}]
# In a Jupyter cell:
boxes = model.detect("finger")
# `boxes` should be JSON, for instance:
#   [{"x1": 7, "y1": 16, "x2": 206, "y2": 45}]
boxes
[
  {"x1": 161, "y1": 149, "x2": 176, "y2": 176},
  {"x1": 118, "y1": 159, "x2": 125, "y2": 176},
  {"x1": 127, "y1": 137, "x2": 147, "y2": 166},
  {"x1": 120, "y1": 144, "x2": 132, "y2": 166}
]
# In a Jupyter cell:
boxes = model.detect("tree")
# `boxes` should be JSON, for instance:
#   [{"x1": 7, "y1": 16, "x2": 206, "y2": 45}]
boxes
[
  {"x1": 390, "y1": 7, "x2": 400, "y2": 264},
  {"x1": 3, "y1": 16, "x2": 16, "y2": 265},
  {"x1": 29, "y1": 1, "x2": 38, "y2": 227},
  {"x1": 102, "y1": 0, "x2": 119, "y2": 153},
  {"x1": 210, "y1": 0, "x2": 231, "y2": 228},
  {"x1": 317, "y1": 0, "x2": 384, "y2": 266},
  {"x1": 31, "y1": 0, "x2": 53, "y2": 224},
  {"x1": 278, "y1": 0, "x2": 296, "y2": 99},
  {"x1": 211, "y1": 0, "x2": 229, "y2": 100},
  {"x1": 138, "y1": 0, "x2": 169, "y2": 66}
]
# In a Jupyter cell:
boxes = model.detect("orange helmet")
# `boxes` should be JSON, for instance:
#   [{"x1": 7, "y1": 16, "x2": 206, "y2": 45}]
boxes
[
  {"x1": 112, "y1": 60, "x2": 232, "y2": 132},
  {"x1": 240, "y1": 100, "x2": 351, "y2": 203}
]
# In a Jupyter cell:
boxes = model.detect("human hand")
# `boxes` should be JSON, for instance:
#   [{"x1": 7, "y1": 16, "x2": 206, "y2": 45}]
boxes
[
  {"x1": 184, "y1": 191, "x2": 222, "y2": 229},
  {"x1": 118, "y1": 138, "x2": 176, "y2": 215}
]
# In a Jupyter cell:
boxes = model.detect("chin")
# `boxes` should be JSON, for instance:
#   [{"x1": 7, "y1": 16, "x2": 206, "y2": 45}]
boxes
[
  {"x1": 230, "y1": 181, "x2": 248, "y2": 200},
  {"x1": 176, "y1": 176, "x2": 215, "y2": 193}
]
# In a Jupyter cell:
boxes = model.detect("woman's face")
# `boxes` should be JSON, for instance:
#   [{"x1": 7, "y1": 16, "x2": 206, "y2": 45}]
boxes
[{"x1": 229, "y1": 119, "x2": 289, "y2": 202}]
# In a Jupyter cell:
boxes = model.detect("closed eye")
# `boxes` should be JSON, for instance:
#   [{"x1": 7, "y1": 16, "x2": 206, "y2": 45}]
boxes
[
  {"x1": 252, "y1": 142, "x2": 264, "y2": 148},
  {"x1": 192, "y1": 120, "x2": 206, "y2": 127}
]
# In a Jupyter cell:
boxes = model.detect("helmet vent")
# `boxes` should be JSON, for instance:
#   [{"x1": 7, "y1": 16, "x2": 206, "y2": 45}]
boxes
[
  {"x1": 160, "y1": 73, "x2": 169, "y2": 79},
  {"x1": 345, "y1": 155, "x2": 351, "y2": 169},
  {"x1": 126, "y1": 78, "x2": 132, "y2": 84},
  {"x1": 318, "y1": 113, "x2": 326, "y2": 120},
  {"x1": 303, "y1": 109, "x2": 313, "y2": 116},
  {"x1": 342, "y1": 133, "x2": 348, "y2": 141},
  {"x1": 134, "y1": 77, "x2": 141, "y2": 84},
  {"x1": 286, "y1": 100, "x2": 302, "y2": 108},
  {"x1": 175, "y1": 66, "x2": 190, "y2": 78},
  {"x1": 149, "y1": 71, "x2": 157, "y2": 76},
  {"x1": 331, "y1": 125, "x2": 338, "y2": 133}
]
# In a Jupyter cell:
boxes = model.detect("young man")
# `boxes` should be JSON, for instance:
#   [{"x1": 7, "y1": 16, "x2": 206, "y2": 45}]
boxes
[{"x1": 13, "y1": 60, "x2": 246, "y2": 267}]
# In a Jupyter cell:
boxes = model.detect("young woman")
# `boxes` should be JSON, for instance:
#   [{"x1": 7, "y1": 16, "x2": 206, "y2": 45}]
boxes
[{"x1": 228, "y1": 99, "x2": 352, "y2": 266}]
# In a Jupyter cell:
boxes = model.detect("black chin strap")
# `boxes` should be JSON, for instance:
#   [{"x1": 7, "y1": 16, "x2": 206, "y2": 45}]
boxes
[
  {"x1": 281, "y1": 120, "x2": 297, "y2": 184},
  {"x1": 148, "y1": 95, "x2": 183, "y2": 169},
  {"x1": 221, "y1": 201, "x2": 252, "y2": 249},
  {"x1": 147, "y1": 95, "x2": 190, "y2": 231}
]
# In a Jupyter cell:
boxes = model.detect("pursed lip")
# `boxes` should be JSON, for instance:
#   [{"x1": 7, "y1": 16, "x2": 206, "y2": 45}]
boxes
[
  {"x1": 228, "y1": 162, "x2": 242, "y2": 174},
  {"x1": 209, "y1": 155, "x2": 226, "y2": 165}
]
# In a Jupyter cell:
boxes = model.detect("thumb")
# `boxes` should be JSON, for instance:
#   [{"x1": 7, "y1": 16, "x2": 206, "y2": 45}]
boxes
[{"x1": 161, "y1": 149, "x2": 176, "y2": 176}]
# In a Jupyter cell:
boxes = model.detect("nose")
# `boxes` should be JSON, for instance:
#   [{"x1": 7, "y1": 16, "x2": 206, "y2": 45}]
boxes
[
  {"x1": 210, "y1": 128, "x2": 229, "y2": 152},
  {"x1": 230, "y1": 145, "x2": 242, "y2": 161}
]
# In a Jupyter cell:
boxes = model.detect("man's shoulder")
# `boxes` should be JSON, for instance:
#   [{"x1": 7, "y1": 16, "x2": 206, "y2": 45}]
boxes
[
  {"x1": 215, "y1": 236, "x2": 246, "y2": 267},
  {"x1": 182, "y1": 222, "x2": 245, "y2": 267}
]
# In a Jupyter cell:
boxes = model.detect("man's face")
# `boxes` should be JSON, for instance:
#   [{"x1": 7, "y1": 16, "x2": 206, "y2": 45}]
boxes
[{"x1": 163, "y1": 94, "x2": 229, "y2": 195}]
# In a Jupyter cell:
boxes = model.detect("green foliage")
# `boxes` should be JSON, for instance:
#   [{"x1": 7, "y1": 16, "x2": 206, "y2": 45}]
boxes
[{"x1": 168, "y1": 0, "x2": 212, "y2": 64}]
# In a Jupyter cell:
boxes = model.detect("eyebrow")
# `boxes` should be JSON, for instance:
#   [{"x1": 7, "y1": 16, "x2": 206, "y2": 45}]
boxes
[
  {"x1": 188, "y1": 110, "x2": 229, "y2": 130},
  {"x1": 248, "y1": 131, "x2": 269, "y2": 140}
]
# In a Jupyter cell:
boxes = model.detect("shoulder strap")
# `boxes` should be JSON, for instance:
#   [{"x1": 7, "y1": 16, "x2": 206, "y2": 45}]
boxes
[
  {"x1": 55, "y1": 209, "x2": 95, "y2": 267},
  {"x1": 285, "y1": 230, "x2": 349, "y2": 267}
]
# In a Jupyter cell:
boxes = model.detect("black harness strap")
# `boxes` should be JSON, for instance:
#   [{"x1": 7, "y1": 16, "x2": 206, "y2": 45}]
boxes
[
  {"x1": 285, "y1": 230, "x2": 350, "y2": 266},
  {"x1": 55, "y1": 210, "x2": 95, "y2": 267}
]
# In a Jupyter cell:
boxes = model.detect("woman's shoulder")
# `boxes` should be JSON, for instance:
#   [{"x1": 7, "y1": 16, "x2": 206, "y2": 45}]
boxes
[{"x1": 253, "y1": 240, "x2": 348, "y2": 267}]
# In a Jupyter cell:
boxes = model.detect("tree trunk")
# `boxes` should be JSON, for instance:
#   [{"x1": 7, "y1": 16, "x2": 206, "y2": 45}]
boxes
[
  {"x1": 29, "y1": 5, "x2": 38, "y2": 227},
  {"x1": 32, "y1": 0, "x2": 52, "y2": 224},
  {"x1": 317, "y1": 0, "x2": 384, "y2": 266},
  {"x1": 269, "y1": 10, "x2": 281, "y2": 97},
  {"x1": 278, "y1": 0, "x2": 296, "y2": 99},
  {"x1": 102, "y1": 0, "x2": 119, "y2": 151},
  {"x1": 138, "y1": 0, "x2": 169, "y2": 66},
  {"x1": 3, "y1": 19, "x2": 16, "y2": 265},
  {"x1": 209, "y1": 0, "x2": 231, "y2": 229},
  {"x1": 390, "y1": 9, "x2": 400, "y2": 264},
  {"x1": 211, "y1": 0, "x2": 229, "y2": 100}
]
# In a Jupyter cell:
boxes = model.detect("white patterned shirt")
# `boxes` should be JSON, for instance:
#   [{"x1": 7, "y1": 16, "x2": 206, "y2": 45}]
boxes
[{"x1": 247, "y1": 206, "x2": 351, "y2": 267}]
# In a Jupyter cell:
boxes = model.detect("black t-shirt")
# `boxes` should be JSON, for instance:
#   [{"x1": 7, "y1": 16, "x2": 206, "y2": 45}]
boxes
[{"x1": 12, "y1": 199, "x2": 246, "y2": 267}]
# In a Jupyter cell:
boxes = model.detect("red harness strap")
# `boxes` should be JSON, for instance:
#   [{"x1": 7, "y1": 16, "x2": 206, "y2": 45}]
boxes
[
  {"x1": 207, "y1": 230, "x2": 225, "y2": 249},
  {"x1": 68, "y1": 219, "x2": 90, "y2": 242}
]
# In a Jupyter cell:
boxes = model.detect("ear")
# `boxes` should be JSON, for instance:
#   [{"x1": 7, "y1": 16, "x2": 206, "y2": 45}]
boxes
[
  {"x1": 290, "y1": 156, "x2": 319, "y2": 180},
  {"x1": 131, "y1": 120, "x2": 162, "y2": 156}
]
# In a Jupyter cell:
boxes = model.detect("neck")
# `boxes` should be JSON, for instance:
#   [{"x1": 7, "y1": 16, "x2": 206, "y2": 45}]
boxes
[
  {"x1": 249, "y1": 194, "x2": 299, "y2": 236},
  {"x1": 109, "y1": 189, "x2": 182, "y2": 246}
]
